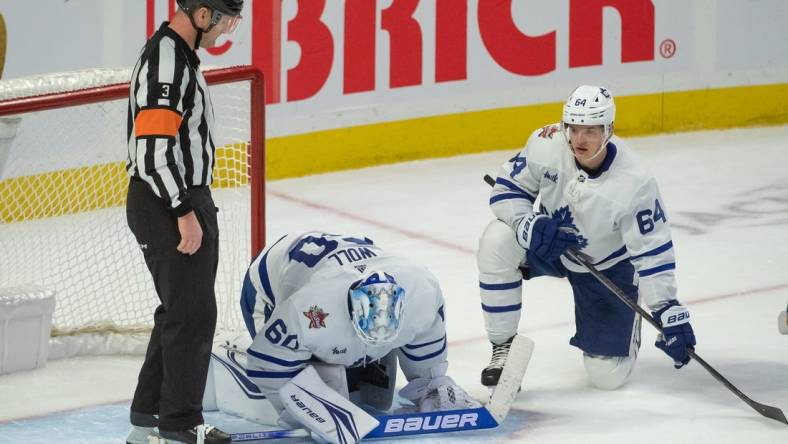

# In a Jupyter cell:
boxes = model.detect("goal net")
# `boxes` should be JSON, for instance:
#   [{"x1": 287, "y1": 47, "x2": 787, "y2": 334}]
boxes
[{"x1": 0, "y1": 66, "x2": 265, "y2": 356}]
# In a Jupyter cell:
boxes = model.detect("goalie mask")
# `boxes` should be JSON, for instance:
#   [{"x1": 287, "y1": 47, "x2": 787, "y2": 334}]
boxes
[
  {"x1": 562, "y1": 85, "x2": 615, "y2": 160},
  {"x1": 349, "y1": 271, "x2": 405, "y2": 346}
]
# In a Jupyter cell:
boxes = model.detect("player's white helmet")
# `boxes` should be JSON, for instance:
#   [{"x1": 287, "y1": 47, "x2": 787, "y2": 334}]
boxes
[
  {"x1": 349, "y1": 271, "x2": 405, "y2": 346},
  {"x1": 562, "y1": 85, "x2": 616, "y2": 142}
]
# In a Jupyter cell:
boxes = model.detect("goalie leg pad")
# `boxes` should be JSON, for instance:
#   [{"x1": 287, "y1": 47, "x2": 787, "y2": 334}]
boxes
[
  {"x1": 205, "y1": 346, "x2": 280, "y2": 426},
  {"x1": 487, "y1": 335, "x2": 535, "y2": 423},
  {"x1": 280, "y1": 365, "x2": 379, "y2": 444}
]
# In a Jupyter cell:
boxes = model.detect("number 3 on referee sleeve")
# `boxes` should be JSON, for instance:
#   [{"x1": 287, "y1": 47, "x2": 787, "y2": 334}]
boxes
[{"x1": 635, "y1": 199, "x2": 667, "y2": 235}]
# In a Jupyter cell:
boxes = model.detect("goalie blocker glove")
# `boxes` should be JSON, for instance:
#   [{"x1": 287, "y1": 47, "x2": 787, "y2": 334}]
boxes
[{"x1": 653, "y1": 301, "x2": 696, "y2": 368}]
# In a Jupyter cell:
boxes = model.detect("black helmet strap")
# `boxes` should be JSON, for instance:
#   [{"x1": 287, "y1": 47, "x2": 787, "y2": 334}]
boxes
[{"x1": 185, "y1": 5, "x2": 220, "y2": 50}]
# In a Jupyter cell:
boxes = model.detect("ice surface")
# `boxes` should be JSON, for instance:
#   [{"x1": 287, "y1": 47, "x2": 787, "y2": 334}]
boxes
[{"x1": 1, "y1": 126, "x2": 786, "y2": 443}]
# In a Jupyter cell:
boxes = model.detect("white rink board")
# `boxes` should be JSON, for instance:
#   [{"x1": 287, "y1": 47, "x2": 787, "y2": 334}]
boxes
[{"x1": 0, "y1": 1, "x2": 786, "y2": 136}]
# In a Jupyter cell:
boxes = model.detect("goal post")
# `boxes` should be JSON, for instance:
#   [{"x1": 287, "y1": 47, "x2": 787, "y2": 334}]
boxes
[{"x1": 0, "y1": 65, "x2": 265, "y2": 355}]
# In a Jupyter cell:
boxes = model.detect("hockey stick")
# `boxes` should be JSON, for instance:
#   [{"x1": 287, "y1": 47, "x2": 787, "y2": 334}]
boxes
[
  {"x1": 231, "y1": 429, "x2": 310, "y2": 441},
  {"x1": 230, "y1": 335, "x2": 534, "y2": 442},
  {"x1": 228, "y1": 407, "x2": 499, "y2": 442},
  {"x1": 565, "y1": 249, "x2": 788, "y2": 426},
  {"x1": 483, "y1": 173, "x2": 788, "y2": 426},
  {"x1": 228, "y1": 407, "x2": 498, "y2": 442}
]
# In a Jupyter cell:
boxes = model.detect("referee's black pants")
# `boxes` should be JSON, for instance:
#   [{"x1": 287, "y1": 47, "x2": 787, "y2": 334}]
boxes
[{"x1": 126, "y1": 179, "x2": 219, "y2": 432}]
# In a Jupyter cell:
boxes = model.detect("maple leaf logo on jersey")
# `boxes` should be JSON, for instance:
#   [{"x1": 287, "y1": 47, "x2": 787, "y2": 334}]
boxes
[
  {"x1": 354, "y1": 265, "x2": 367, "y2": 273},
  {"x1": 303, "y1": 305, "x2": 329, "y2": 329},
  {"x1": 537, "y1": 125, "x2": 559, "y2": 139},
  {"x1": 551, "y1": 205, "x2": 589, "y2": 250}
]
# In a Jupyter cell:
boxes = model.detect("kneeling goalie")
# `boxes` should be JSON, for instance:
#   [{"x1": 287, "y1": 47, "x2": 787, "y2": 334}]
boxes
[{"x1": 205, "y1": 232, "x2": 480, "y2": 444}]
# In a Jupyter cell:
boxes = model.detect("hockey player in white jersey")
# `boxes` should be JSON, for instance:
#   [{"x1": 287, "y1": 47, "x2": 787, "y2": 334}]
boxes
[
  {"x1": 236, "y1": 231, "x2": 480, "y2": 442},
  {"x1": 478, "y1": 85, "x2": 696, "y2": 390}
]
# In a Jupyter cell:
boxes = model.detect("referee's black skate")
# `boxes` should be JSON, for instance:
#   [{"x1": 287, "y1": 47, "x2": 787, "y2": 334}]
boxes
[
  {"x1": 126, "y1": 412, "x2": 158, "y2": 444},
  {"x1": 156, "y1": 424, "x2": 231, "y2": 444},
  {"x1": 481, "y1": 336, "x2": 514, "y2": 386}
]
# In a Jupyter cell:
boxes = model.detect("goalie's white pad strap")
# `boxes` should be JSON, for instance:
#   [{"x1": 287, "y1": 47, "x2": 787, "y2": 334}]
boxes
[
  {"x1": 279, "y1": 365, "x2": 379, "y2": 444},
  {"x1": 487, "y1": 335, "x2": 535, "y2": 423}
]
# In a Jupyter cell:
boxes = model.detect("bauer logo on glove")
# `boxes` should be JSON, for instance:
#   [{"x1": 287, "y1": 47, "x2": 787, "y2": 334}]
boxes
[{"x1": 653, "y1": 301, "x2": 696, "y2": 369}]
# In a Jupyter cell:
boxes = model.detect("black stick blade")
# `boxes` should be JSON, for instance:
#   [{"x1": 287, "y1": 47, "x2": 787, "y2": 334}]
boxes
[{"x1": 750, "y1": 401, "x2": 788, "y2": 426}]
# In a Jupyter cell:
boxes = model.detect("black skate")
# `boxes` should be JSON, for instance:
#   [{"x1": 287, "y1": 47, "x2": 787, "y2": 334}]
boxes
[
  {"x1": 157, "y1": 424, "x2": 231, "y2": 444},
  {"x1": 481, "y1": 336, "x2": 514, "y2": 386},
  {"x1": 126, "y1": 412, "x2": 158, "y2": 444}
]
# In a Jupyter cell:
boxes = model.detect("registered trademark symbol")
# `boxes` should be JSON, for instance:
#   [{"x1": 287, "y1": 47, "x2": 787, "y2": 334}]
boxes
[{"x1": 660, "y1": 39, "x2": 676, "y2": 58}]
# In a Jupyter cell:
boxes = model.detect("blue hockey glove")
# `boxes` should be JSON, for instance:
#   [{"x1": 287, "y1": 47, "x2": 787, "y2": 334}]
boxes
[
  {"x1": 516, "y1": 213, "x2": 580, "y2": 262},
  {"x1": 653, "y1": 301, "x2": 696, "y2": 369}
]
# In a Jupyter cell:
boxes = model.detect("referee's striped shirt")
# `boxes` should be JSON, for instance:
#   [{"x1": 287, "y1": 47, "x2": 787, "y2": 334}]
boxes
[{"x1": 126, "y1": 22, "x2": 216, "y2": 216}]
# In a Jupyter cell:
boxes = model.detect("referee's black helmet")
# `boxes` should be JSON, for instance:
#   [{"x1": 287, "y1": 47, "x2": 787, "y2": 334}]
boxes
[{"x1": 177, "y1": 0, "x2": 243, "y2": 16}]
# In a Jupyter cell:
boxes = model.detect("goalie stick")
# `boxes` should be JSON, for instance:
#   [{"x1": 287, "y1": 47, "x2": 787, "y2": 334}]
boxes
[
  {"x1": 228, "y1": 335, "x2": 535, "y2": 442},
  {"x1": 483, "y1": 173, "x2": 788, "y2": 426}
]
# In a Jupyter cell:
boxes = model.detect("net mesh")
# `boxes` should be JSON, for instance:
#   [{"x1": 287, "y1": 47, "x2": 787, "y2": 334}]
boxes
[{"x1": 0, "y1": 68, "x2": 258, "y2": 337}]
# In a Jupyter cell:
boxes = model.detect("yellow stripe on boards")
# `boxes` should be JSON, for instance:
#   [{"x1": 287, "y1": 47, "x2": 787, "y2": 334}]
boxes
[
  {"x1": 2, "y1": 84, "x2": 786, "y2": 221},
  {"x1": 267, "y1": 83, "x2": 788, "y2": 179},
  {"x1": 617, "y1": 84, "x2": 788, "y2": 134},
  {"x1": 661, "y1": 84, "x2": 788, "y2": 131},
  {"x1": 265, "y1": 102, "x2": 558, "y2": 180}
]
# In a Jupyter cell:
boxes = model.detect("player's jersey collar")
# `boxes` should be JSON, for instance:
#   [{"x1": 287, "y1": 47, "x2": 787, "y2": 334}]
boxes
[{"x1": 575, "y1": 142, "x2": 617, "y2": 179}]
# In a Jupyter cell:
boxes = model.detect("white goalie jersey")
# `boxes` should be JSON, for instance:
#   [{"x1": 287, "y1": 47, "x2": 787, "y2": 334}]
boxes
[
  {"x1": 490, "y1": 124, "x2": 678, "y2": 310},
  {"x1": 241, "y1": 232, "x2": 448, "y2": 402}
]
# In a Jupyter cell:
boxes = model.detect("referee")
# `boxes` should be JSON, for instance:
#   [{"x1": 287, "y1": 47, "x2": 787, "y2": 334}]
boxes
[{"x1": 124, "y1": 1, "x2": 243, "y2": 443}]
